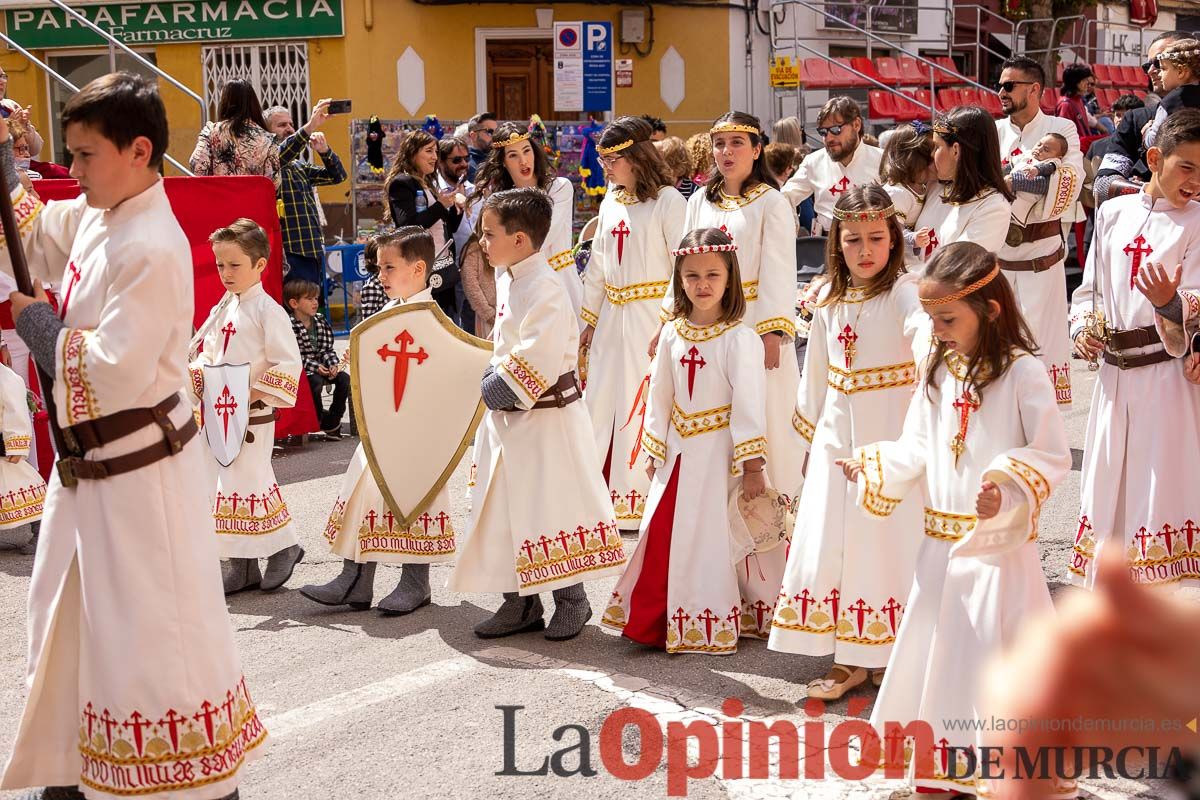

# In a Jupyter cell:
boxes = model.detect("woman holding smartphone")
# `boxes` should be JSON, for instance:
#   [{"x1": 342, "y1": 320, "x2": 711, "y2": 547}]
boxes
[{"x1": 384, "y1": 128, "x2": 464, "y2": 319}]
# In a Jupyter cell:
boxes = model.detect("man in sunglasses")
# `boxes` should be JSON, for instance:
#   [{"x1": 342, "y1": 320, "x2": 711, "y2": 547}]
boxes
[
  {"x1": 781, "y1": 96, "x2": 882, "y2": 235},
  {"x1": 993, "y1": 56, "x2": 1085, "y2": 408},
  {"x1": 265, "y1": 103, "x2": 347, "y2": 287},
  {"x1": 436, "y1": 136, "x2": 477, "y2": 332},
  {"x1": 1096, "y1": 30, "x2": 1193, "y2": 206},
  {"x1": 465, "y1": 111, "x2": 498, "y2": 181}
]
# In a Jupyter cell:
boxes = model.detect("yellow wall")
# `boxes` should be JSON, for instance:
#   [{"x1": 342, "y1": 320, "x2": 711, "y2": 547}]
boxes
[{"x1": 1, "y1": 0, "x2": 732, "y2": 191}]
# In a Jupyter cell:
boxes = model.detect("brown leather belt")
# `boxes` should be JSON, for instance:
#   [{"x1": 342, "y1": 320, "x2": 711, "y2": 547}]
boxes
[
  {"x1": 999, "y1": 245, "x2": 1065, "y2": 273},
  {"x1": 245, "y1": 400, "x2": 277, "y2": 443},
  {"x1": 57, "y1": 393, "x2": 197, "y2": 488},
  {"x1": 1102, "y1": 324, "x2": 1170, "y2": 369},
  {"x1": 529, "y1": 371, "x2": 581, "y2": 410},
  {"x1": 1004, "y1": 219, "x2": 1062, "y2": 247},
  {"x1": 1107, "y1": 324, "x2": 1160, "y2": 351}
]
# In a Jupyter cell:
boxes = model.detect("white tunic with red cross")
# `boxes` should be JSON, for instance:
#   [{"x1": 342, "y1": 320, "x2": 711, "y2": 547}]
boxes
[
  {"x1": 0, "y1": 182, "x2": 266, "y2": 798},
  {"x1": 860, "y1": 351, "x2": 1073, "y2": 799},
  {"x1": 602, "y1": 318, "x2": 776, "y2": 653},
  {"x1": 913, "y1": 186, "x2": 1012, "y2": 267},
  {"x1": 782, "y1": 142, "x2": 883, "y2": 234},
  {"x1": 581, "y1": 185, "x2": 687, "y2": 529},
  {"x1": 1068, "y1": 189, "x2": 1200, "y2": 589},
  {"x1": 682, "y1": 185, "x2": 805, "y2": 502},
  {"x1": 188, "y1": 282, "x2": 302, "y2": 558}
]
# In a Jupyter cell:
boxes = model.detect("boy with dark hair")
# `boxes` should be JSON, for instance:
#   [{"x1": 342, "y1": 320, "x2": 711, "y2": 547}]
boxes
[
  {"x1": 450, "y1": 188, "x2": 626, "y2": 641},
  {"x1": 1070, "y1": 108, "x2": 1200, "y2": 592},
  {"x1": 358, "y1": 237, "x2": 389, "y2": 319},
  {"x1": 0, "y1": 72, "x2": 263, "y2": 800},
  {"x1": 285, "y1": 278, "x2": 348, "y2": 439},
  {"x1": 640, "y1": 114, "x2": 668, "y2": 141}
]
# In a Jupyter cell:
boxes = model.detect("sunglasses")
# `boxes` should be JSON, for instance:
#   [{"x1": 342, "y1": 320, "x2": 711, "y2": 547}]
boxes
[
  {"x1": 447, "y1": 155, "x2": 468, "y2": 164},
  {"x1": 996, "y1": 80, "x2": 1035, "y2": 93},
  {"x1": 479, "y1": 127, "x2": 498, "y2": 136},
  {"x1": 1142, "y1": 57, "x2": 1160, "y2": 74},
  {"x1": 817, "y1": 124, "x2": 847, "y2": 137}
]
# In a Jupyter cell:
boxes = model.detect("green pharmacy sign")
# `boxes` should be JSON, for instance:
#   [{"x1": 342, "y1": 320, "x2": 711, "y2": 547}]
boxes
[{"x1": 4, "y1": 0, "x2": 344, "y2": 48}]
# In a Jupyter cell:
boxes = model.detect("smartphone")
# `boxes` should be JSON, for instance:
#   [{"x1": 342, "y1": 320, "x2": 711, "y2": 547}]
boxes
[{"x1": 327, "y1": 99, "x2": 352, "y2": 115}]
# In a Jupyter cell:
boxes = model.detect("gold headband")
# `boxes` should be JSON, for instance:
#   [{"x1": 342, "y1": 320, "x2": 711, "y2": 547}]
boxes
[
  {"x1": 932, "y1": 119, "x2": 957, "y2": 137},
  {"x1": 709, "y1": 122, "x2": 761, "y2": 137},
  {"x1": 920, "y1": 264, "x2": 1001, "y2": 307},
  {"x1": 671, "y1": 243, "x2": 738, "y2": 256},
  {"x1": 492, "y1": 131, "x2": 532, "y2": 150},
  {"x1": 1159, "y1": 48, "x2": 1200, "y2": 64},
  {"x1": 598, "y1": 139, "x2": 635, "y2": 156},
  {"x1": 833, "y1": 204, "x2": 897, "y2": 222}
]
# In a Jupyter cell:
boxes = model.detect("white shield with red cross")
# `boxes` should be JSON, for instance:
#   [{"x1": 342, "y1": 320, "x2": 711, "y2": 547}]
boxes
[
  {"x1": 351, "y1": 301, "x2": 493, "y2": 527},
  {"x1": 201, "y1": 362, "x2": 251, "y2": 467}
]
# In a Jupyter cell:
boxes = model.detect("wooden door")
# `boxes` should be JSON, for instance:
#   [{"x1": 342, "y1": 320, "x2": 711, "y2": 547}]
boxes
[{"x1": 486, "y1": 40, "x2": 573, "y2": 121}]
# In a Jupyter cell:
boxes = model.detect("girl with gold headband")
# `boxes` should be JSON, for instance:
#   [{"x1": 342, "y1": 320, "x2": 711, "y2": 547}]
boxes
[
  {"x1": 768, "y1": 186, "x2": 928, "y2": 700},
  {"x1": 1142, "y1": 38, "x2": 1200, "y2": 151},
  {"x1": 838, "y1": 241, "x2": 1072, "y2": 799},
  {"x1": 578, "y1": 116, "x2": 687, "y2": 531},
  {"x1": 913, "y1": 106, "x2": 1014, "y2": 262},
  {"x1": 471, "y1": 120, "x2": 581, "y2": 319},
  {"x1": 676, "y1": 110, "x2": 802, "y2": 642}
]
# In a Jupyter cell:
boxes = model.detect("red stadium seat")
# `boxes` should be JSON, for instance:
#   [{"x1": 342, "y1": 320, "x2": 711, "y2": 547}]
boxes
[
  {"x1": 1092, "y1": 64, "x2": 1116, "y2": 88},
  {"x1": 1121, "y1": 65, "x2": 1145, "y2": 89},
  {"x1": 868, "y1": 90, "x2": 899, "y2": 120},
  {"x1": 894, "y1": 92, "x2": 928, "y2": 123},
  {"x1": 831, "y1": 58, "x2": 869, "y2": 88},
  {"x1": 1041, "y1": 88, "x2": 1060, "y2": 115},
  {"x1": 851, "y1": 57, "x2": 885, "y2": 87},
  {"x1": 1097, "y1": 87, "x2": 1119, "y2": 110},
  {"x1": 899, "y1": 56, "x2": 931, "y2": 86},
  {"x1": 933, "y1": 56, "x2": 964, "y2": 85},
  {"x1": 803, "y1": 58, "x2": 833, "y2": 89},
  {"x1": 874, "y1": 56, "x2": 903, "y2": 86},
  {"x1": 937, "y1": 88, "x2": 963, "y2": 111},
  {"x1": 980, "y1": 89, "x2": 1004, "y2": 117}
]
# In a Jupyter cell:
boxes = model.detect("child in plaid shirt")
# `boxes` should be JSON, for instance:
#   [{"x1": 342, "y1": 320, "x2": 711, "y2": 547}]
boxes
[
  {"x1": 358, "y1": 237, "x2": 389, "y2": 319},
  {"x1": 286, "y1": 279, "x2": 349, "y2": 439}
]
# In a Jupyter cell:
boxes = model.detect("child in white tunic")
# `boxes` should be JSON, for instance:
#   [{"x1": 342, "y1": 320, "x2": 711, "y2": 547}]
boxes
[
  {"x1": 1069, "y1": 109, "x2": 1200, "y2": 590},
  {"x1": 915, "y1": 107, "x2": 1015, "y2": 263},
  {"x1": 189, "y1": 219, "x2": 304, "y2": 595},
  {"x1": 768, "y1": 186, "x2": 927, "y2": 697},
  {"x1": 300, "y1": 227, "x2": 460, "y2": 614},
  {"x1": 676, "y1": 111, "x2": 798, "y2": 637},
  {"x1": 878, "y1": 121, "x2": 934, "y2": 267},
  {"x1": 602, "y1": 228, "x2": 767, "y2": 654},
  {"x1": 580, "y1": 116, "x2": 687, "y2": 531},
  {"x1": 0, "y1": 341, "x2": 44, "y2": 535},
  {"x1": 450, "y1": 188, "x2": 627, "y2": 641},
  {"x1": 841, "y1": 242, "x2": 1072, "y2": 799}
]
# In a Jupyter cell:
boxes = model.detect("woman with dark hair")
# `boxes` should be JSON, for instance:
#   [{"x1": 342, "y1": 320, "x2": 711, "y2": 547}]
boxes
[
  {"x1": 913, "y1": 106, "x2": 1014, "y2": 258},
  {"x1": 383, "y1": 128, "x2": 463, "y2": 318},
  {"x1": 578, "y1": 116, "x2": 686, "y2": 532},
  {"x1": 470, "y1": 121, "x2": 580, "y2": 317},
  {"x1": 678, "y1": 111, "x2": 801, "y2": 639},
  {"x1": 190, "y1": 79, "x2": 281, "y2": 179},
  {"x1": 1056, "y1": 63, "x2": 1100, "y2": 137}
]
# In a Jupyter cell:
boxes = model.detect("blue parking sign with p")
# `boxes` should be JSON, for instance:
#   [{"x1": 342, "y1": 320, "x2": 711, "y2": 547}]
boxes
[{"x1": 582, "y1": 21, "x2": 613, "y2": 112}]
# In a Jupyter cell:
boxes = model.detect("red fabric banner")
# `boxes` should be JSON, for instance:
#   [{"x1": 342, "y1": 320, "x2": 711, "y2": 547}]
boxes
[{"x1": 30, "y1": 176, "x2": 319, "y2": 439}]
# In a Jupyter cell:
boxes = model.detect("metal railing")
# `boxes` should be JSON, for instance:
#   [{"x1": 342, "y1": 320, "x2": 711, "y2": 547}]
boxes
[
  {"x1": 952, "y1": 3, "x2": 1016, "y2": 83},
  {"x1": 1015, "y1": 15, "x2": 1088, "y2": 61},
  {"x1": 1084, "y1": 18, "x2": 1149, "y2": 66},
  {"x1": 0, "y1": 29, "x2": 193, "y2": 175}
]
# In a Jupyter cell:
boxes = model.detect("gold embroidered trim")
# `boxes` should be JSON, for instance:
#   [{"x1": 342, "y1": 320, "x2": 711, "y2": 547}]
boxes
[
  {"x1": 612, "y1": 187, "x2": 640, "y2": 205},
  {"x1": 0, "y1": 188, "x2": 42, "y2": 251},
  {"x1": 549, "y1": 249, "x2": 575, "y2": 272},
  {"x1": 61, "y1": 328, "x2": 100, "y2": 425},
  {"x1": 501, "y1": 353, "x2": 548, "y2": 403},
  {"x1": 731, "y1": 436, "x2": 767, "y2": 474},
  {"x1": 742, "y1": 280, "x2": 759, "y2": 301},
  {"x1": 671, "y1": 402, "x2": 732, "y2": 438},
  {"x1": 189, "y1": 366, "x2": 204, "y2": 399},
  {"x1": 1006, "y1": 456, "x2": 1050, "y2": 542},
  {"x1": 258, "y1": 369, "x2": 298, "y2": 402},
  {"x1": 641, "y1": 430, "x2": 667, "y2": 462},
  {"x1": 605, "y1": 280, "x2": 669, "y2": 306},
  {"x1": 581, "y1": 307, "x2": 600, "y2": 327},
  {"x1": 3, "y1": 435, "x2": 32, "y2": 452},
  {"x1": 713, "y1": 183, "x2": 771, "y2": 211},
  {"x1": 792, "y1": 409, "x2": 815, "y2": 443},
  {"x1": 755, "y1": 317, "x2": 797, "y2": 337},
  {"x1": 673, "y1": 317, "x2": 739, "y2": 343},
  {"x1": 859, "y1": 444, "x2": 901, "y2": 518},
  {"x1": 924, "y1": 507, "x2": 977, "y2": 542},
  {"x1": 826, "y1": 361, "x2": 916, "y2": 395}
]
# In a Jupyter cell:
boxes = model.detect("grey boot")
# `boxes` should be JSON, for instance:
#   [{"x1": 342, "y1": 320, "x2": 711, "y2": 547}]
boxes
[
  {"x1": 18, "y1": 521, "x2": 39, "y2": 556},
  {"x1": 299, "y1": 560, "x2": 376, "y2": 610},
  {"x1": 474, "y1": 592, "x2": 545, "y2": 638},
  {"x1": 377, "y1": 563, "x2": 432, "y2": 616},
  {"x1": 222, "y1": 558, "x2": 262, "y2": 595},
  {"x1": 260, "y1": 544, "x2": 305, "y2": 591},
  {"x1": 545, "y1": 583, "x2": 592, "y2": 641}
]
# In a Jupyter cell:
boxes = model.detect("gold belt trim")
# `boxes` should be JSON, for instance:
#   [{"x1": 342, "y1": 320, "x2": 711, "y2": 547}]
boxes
[
  {"x1": 549, "y1": 249, "x2": 575, "y2": 271},
  {"x1": 826, "y1": 361, "x2": 916, "y2": 395},
  {"x1": 924, "y1": 507, "x2": 977, "y2": 542},
  {"x1": 605, "y1": 280, "x2": 669, "y2": 305},
  {"x1": 671, "y1": 403, "x2": 731, "y2": 438},
  {"x1": 742, "y1": 281, "x2": 759, "y2": 301}
]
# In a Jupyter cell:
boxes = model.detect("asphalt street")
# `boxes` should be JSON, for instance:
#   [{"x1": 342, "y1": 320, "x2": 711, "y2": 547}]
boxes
[{"x1": 0, "y1": 359, "x2": 1190, "y2": 800}]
